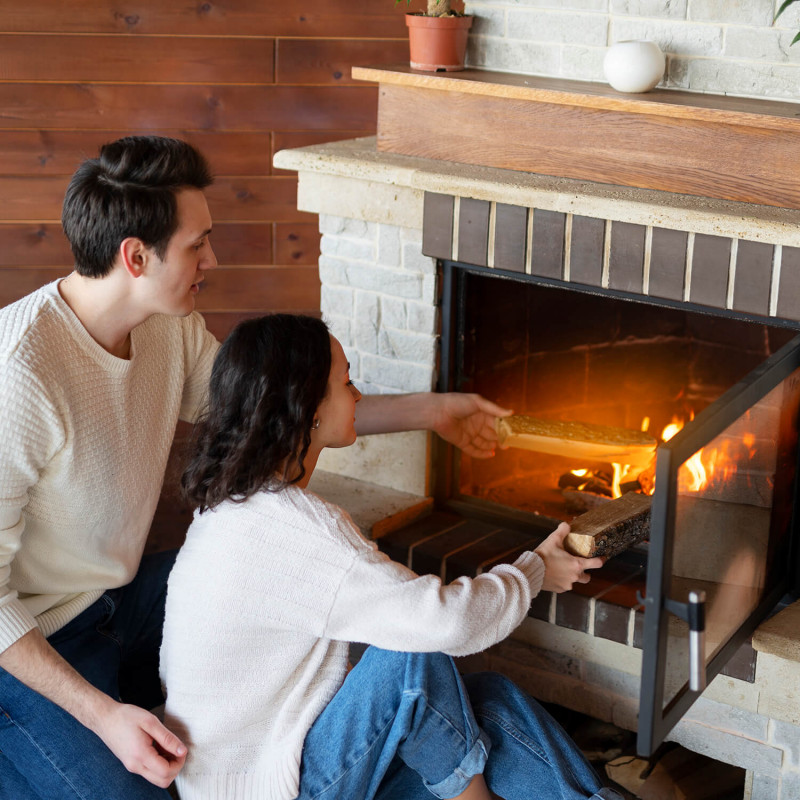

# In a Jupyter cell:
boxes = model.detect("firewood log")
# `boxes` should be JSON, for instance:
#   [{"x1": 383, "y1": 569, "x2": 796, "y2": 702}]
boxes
[
  {"x1": 564, "y1": 491, "x2": 651, "y2": 558},
  {"x1": 497, "y1": 415, "x2": 657, "y2": 467}
]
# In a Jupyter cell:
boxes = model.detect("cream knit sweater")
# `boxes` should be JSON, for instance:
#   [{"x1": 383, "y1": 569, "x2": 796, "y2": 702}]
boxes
[
  {"x1": 161, "y1": 485, "x2": 546, "y2": 800},
  {"x1": 0, "y1": 281, "x2": 219, "y2": 652}
]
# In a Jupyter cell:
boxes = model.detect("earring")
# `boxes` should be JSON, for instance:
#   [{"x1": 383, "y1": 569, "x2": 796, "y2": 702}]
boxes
[{"x1": 312, "y1": 418, "x2": 320, "y2": 430}]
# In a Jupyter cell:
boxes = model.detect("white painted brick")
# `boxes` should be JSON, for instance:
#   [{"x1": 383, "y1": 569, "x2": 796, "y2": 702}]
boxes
[
  {"x1": 610, "y1": 0, "x2": 687, "y2": 17},
  {"x1": 320, "y1": 285, "x2": 354, "y2": 319},
  {"x1": 344, "y1": 348, "x2": 360, "y2": 380},
  {"x1": 688, "y1": 0, "x2": 773, "y2": 27},
  {"x1": 583, "y1": 661, "x2": 639, "y2": 699},
  {"x1": 407, "y1": 301, "x2": 438, "y2": 335},
  {"x1": 750, "y1": 772, "x2": 780, "y2": 800},
  {"x1": 769, "y1": 718, "x2": 800, "y2": 768},
  {"x1": 561, "y1": 45, "x2": 607, "y2": 80},
  {"x1": 320, "y1": 234, "x2": 375, "y2": 262},
  {"x1": 464, "y1": 4, "x2": 507, "y2": 37},
  {"x1": 468, "y1": 37, "x2": 562, "y2": 74},
  {"x1": 354, "y1": 292, "x2": 380, "y2": 354},
  {"x1": 683, "y1": 59, "x2": 800, "y2": 100},
  {"x1": 341, "y1": 264, "x2": 423, "y2": 298},
  {"x1": 380, "y1": 296, "x2": 408, "y2": 330},
  {"x1": 421, "y1": 274, "x2": 438, "y2": 305},
  {"x1": 669, "y1": 718, "x2": 781, "y2": 774},
  {"x1": 360, "y1": 354, "x2": 435, "y2": 392},
  {"x1": 319, "y1": 214, "x2": 373, "y2": 239},
  {"x1": 467, "y1": 0, "x2": 609, "y2": 10},
  {"x1": 402, "y1": 242, "x2": 438, "y2": 275},
  {"x1": 610, "y1": 18, "x2": 723, "y2": 56},
  {"x1": 726, "y1": 27, "x2": 800, "y2": 63},
  {"x1": 401, "y1": 225, "x2": 423, "y2": 245},
  {"x1": 323, "y1": 315, "x2": 353, "y2": 348},
  {"x1": 778, "y1": 770, "x2": 800, "y2": 799},
  {"x1": 757, "y1": 653, "x2": 800, "y2": 726},
  {"x1": 377, "y1": 224, "x2": 402, "y2": 268},
  {"x1": 378, "y1": 329, "x2": 438, "y2": 366},
  {"x1": 506, "y1": 9, "x2": 609, "y2": 45},
  {"x1": 318, "y1": 254, "x2": 349, "y2": 287},
  {"x1": 681, "y1": 696, "x2": 769, "y2": 742}
]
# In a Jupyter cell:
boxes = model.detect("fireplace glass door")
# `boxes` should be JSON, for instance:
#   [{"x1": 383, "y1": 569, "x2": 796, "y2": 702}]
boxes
[{"x1": 439, "y1": 260, "x2": 800, "y2": 754}]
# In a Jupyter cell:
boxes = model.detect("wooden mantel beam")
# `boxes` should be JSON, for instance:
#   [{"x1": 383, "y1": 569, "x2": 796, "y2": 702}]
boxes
[{"x1": 353, "y1": 65, "x2": 800, "y2": 210}]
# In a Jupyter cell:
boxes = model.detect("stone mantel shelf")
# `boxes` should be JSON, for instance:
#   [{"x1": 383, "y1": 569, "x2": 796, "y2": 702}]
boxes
[
  {"x1": 273, "y1": 136, "x2": 800, "y2": 247},
  {"x1": 351, "y1": 64, "x2": 800, "y2": 210},
  {"x1": 353, "y1": 65, "x2": 800, "y2": 133}
]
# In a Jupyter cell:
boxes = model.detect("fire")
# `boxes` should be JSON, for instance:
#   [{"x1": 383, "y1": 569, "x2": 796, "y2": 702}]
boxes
[{"x1": 659, "y1": 416, "x2": 707, "y2": 492}]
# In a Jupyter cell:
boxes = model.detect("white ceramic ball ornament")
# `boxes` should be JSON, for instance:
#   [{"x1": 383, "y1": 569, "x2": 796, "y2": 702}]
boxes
[{"x1": 603, "y1": 40, "x2": 666, "y2": 94}]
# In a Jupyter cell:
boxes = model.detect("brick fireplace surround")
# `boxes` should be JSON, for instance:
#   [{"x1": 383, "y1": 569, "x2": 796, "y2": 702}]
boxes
[{"x1": 275, "y1": 80, "x2": 800, "y2": 798}]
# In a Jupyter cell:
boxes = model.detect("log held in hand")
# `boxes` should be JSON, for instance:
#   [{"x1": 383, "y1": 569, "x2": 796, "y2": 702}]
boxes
[{"x1": 564, "y1": 491, "x2": 651, "y2": 559}]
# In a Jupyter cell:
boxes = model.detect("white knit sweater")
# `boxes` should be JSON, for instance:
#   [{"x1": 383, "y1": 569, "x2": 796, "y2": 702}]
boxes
[
  {"x1": 0, "y1": 281, "x2": 219, "y2": 652},
  {"x1": 160, "y1": 485, "x2": 546, "y2": 800}
]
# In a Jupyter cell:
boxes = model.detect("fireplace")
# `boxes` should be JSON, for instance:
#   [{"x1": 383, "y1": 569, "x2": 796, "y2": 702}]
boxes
[
  {"x1": 274, "y1": 79, "x2": 800, "y2": 797},
  {"x1": 433, "y1": 255, "x2": 800, "y2": 756}
]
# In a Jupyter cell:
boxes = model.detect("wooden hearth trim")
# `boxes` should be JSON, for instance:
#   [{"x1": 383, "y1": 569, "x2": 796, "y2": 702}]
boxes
[
  {"x1": 354, "y1": 65, "x2": 800, "y2": 210},
  {"x1": 422, "y1": 192, "x2": 800, "y2": 325}
]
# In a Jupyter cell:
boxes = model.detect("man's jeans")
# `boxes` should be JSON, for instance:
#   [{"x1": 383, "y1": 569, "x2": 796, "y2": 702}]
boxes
[
  {"x1": 298, "y1": 647, "x2": 622, "y2": 800},
  {"x1": 0, "y1": 550, "x2": 177, "y2": 800}
]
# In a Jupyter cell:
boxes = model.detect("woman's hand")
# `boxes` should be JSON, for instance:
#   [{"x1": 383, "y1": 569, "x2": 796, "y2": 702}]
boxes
[{"x1": 535, "y1": 522, "x2": 605, "y2": 593}]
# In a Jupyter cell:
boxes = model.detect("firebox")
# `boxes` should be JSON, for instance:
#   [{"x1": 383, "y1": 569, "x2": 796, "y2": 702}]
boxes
[{"x1": 433, "y1": 258, "x2": 800, "y2": 756}]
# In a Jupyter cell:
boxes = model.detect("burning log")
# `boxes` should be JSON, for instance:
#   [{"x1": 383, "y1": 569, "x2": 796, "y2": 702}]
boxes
[
  {"x1": 497, "y1": 415, "x2": 657, "y2": 467},
  {"x1": 564, "y1": 491, "x2": 651, "y2": 559}
]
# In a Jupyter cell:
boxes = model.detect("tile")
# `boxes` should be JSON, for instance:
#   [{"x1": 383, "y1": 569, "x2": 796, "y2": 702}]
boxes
[
  {"x1": 690, "y1": 233, "x2": 731, "y2": 309},
  {"x1": 494, "y1": 203, "x2": 528, "y2": 273},
  {"x1": 594, "y1": 599, "x2": 631, "y2": 644},
  {"x1": 776, "y1": 245, "x2": 800, "y2": 323},
  {"x1": 608, "y1": 221, "x2": 646, "y2": 293},
  {"x1": 409, "y1": 518, "x2": 502, "y2": 577},
  {"x1": 529, "y1": 590, "x2": 553, "y2": 622},
  {"x1": 445, "y1": 528, "x2": 541, "y2": 582},
  {"x1": 555, "y1": 590, "x2": 590, "y2": 632},
  {"x1": 632, "y1": 605, "x2": 645, "y2": 649},
  {"x1": 458, "y1": 197, "x2": 491, "y2": 267},
  {"x1": 377, "y1": 511, "x2": 462, "y2": 566},
  {"x1": 531, "y1": 209, "x2": 566, "y2": 279},
  {"x1": 733, "y1": 240, "x2": 773, "y2": 317},
  {"x1": 570, "y1": 214, "x2": 605, "y2": 287},
  {"x1": 422, "y1": 192, "x2": 454, "y2": 260},
  {"x1": 648, "y1": 227, "x2": 688, "y2": 301},
  {"x1": 720, "y1": 639, "x2": 757, "y2": 683}
]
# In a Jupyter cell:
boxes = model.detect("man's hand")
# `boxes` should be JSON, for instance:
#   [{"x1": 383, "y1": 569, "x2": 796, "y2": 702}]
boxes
[
  {"x1": 95, "y1": 702, "x2": 187, "y2": 788},
  {"x1": 429, "y1": 392, "x2": 512, "y2": 459},
  {"x1": 535, "y1": 522, "x2": 605, "y2": 593}
]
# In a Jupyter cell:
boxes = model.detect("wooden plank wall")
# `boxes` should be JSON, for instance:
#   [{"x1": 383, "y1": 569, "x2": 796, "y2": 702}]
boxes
[{"x1": 0, "y1": 0, "x2": 411, "y2": 548}]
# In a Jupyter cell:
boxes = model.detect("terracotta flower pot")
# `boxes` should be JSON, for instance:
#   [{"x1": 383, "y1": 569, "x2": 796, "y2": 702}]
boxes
[{"x1": 405, "y1": 13, "x2": 473, "y2": 72}]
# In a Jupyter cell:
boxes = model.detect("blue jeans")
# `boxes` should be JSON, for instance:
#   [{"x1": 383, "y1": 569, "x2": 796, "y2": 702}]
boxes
[
  {"x1": 0, "y1": 550, "x2": 177, "y2": 800},
  {"x1": 298, "y1": 647, "x2": 622, "y2": 800}
]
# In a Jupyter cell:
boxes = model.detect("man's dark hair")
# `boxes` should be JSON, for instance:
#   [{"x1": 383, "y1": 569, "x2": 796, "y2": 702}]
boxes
[
  {"x1": 181, "y1": 314, "x2": 333, "y2": 513},
  {"x1": 61, "y1": 135, "x2": 213, "y2": 278}
]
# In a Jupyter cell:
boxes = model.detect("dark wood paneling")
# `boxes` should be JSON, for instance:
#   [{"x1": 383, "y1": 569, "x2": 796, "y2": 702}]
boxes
[
  {"x1": 0, "y1": 224, "x2": 71, "y2": 266},
  {"x1": 1, "y1": 0, "x2": 409, "y2": 38},
  {"x1": 0, "y1": 132, "x2": 272, "y2": 176},
  {"x1": 212, "y1": 224, "x2": 273, "y2": 266},
  {"x1": 0, "y1": 85, "x2": 378, "y2": 132},
  {"x1": 196, "y1": 266, "x2": 320, "y2": 312},
  {"x1": 273, "y1": 223, "x2": 321, "y2": 265},
  {"x1": 0, "y1": 267, "x2": 69, "y2": 306},
  {"x1": 277, "y1": 38, "x2": 408, "y2": 84},
  {"x1": 205, "y1": 177, "x2": 310, "y2": 223},
  {"x1": 272, "y1": 130, "x2": 366, "y2": 175},
  {"x1": 0, "y1": 35, "x2": 275, "y2": 83}
]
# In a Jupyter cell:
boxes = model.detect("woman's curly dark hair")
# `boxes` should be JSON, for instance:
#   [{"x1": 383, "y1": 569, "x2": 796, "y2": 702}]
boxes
[{"x1": 181, "y1": 314, "x2": 332, "y2": 512}]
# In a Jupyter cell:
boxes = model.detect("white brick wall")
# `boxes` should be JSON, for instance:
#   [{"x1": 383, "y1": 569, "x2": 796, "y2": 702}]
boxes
[{"x1": 465, "y1": 0, "x2": 800, "y2": 101}]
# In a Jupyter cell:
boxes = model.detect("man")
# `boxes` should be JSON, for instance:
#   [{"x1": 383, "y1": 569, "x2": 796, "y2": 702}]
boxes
[{"x1": 0, "y1": 136, "x2": 511, "y2": 798}]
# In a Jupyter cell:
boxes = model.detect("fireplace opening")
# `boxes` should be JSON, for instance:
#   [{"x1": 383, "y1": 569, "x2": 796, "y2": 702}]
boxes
[
  {"x1": 435, "y1": 260, "x2": 800, "y2": 753},
  {"x1": 449, "y1": 268, "x2": 797, "y2": 525}
]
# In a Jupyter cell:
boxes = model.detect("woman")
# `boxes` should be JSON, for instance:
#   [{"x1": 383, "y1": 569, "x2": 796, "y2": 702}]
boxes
[{"x1": 160, "y1": 314, "x2": 620, "y2": 800}]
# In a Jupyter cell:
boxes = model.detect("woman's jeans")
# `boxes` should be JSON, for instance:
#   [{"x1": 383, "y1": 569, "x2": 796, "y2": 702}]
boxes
[
  {"x1": 0, "y1": 551, "x2": 621, "y2": 800},
  {"x1": 298, "y1": 647, "x2": 621, "y2": 800}
]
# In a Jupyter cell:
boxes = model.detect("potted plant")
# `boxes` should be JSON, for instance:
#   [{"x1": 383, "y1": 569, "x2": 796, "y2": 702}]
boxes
[
  {"x1": 775, "y1": 0, "x2": 800, "y2": 44},
  {"x1": 397, "y1": 0, "x2": 473, "y2": 72}
]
